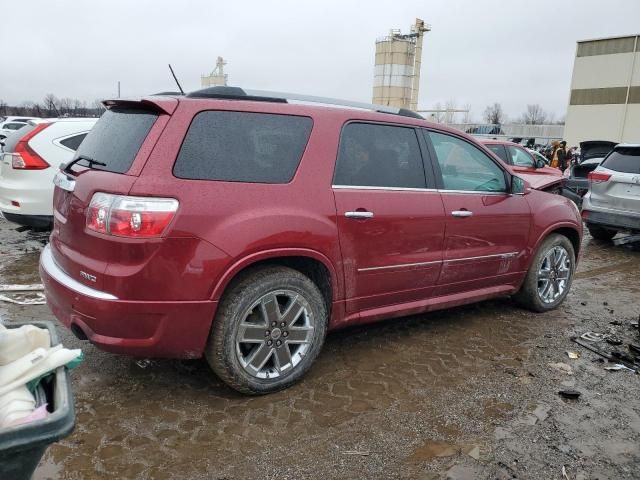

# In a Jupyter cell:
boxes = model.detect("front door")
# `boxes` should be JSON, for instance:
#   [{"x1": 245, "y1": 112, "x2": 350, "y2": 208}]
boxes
[
  {"x1": 425, "y1": 131, "x2": 531, "y2": 294},
  {"x1": 332, "y1": 122, "x2": 445, "y2": 313}
]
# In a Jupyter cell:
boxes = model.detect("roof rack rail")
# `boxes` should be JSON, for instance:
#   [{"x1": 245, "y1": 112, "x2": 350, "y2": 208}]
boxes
[{"x1": 186, "y1": 86, "x2": 424, "y2": 119}]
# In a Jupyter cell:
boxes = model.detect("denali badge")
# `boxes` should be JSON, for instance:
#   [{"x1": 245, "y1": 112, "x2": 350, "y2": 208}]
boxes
[{"x1": 80, "y1": 271, "x2": 97, "y2": 283}]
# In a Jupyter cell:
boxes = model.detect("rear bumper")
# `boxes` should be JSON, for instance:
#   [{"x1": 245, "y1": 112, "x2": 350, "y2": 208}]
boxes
[
  {"x1": 39, "y1": 244, "x2": 218, "y2": 358},
  {"x1": 1, "y1": 212, "x2": 53, "y2": 229},
  {"x1": 582, "y1": 209, "x2": 640, "y2": 232}
]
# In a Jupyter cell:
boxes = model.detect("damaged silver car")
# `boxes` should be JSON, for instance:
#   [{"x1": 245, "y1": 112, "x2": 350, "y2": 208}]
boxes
[
  {"x1": 582, "y1": 144, "x2": 640, "y2": 241},
  {"x1": 562, "y1": 140, "x2": 617, "y2": 205}
]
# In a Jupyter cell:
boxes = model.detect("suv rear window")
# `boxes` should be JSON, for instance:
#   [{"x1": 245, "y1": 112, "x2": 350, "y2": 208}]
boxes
[
  {"x1": 601, "y1": 148, "x2": 640, "y2": 174},
  {"x1": 174, "y1": 111, "x2": 312, "y2": 183},
  {"x1": 73, "y1": 108, "x2": 158, "y2": 173}
]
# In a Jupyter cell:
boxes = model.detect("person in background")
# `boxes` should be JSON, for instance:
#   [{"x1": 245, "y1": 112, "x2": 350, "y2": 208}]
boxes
[
  {"x1": 557, "y1": 141, "x2": 568, "y2": 172},
  {"x1": 549, "y1": 140, "x2": 561, "y2": 168}
]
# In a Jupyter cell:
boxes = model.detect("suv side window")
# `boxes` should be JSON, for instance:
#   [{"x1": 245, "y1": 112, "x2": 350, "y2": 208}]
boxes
[
  {"x1": 334, "y1": 123, "x2": 426, "y2": 188},
  {"x1": 428, "y1": 131, "x2": 507, "y2": 192},
  {"x1": 174, "y1": 111, "x2": 312, "y2": 183},
  {"x1": 59, "y1": 133, "x2": 87, "y2": 151},
  {"x1": 507, "y1": 146, "x2": 535, "y2": 167}
]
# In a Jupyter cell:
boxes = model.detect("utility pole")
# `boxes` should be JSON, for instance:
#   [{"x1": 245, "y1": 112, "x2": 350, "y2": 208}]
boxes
[{"x1": 117, "y1": 81, "x2": 121, "y2": 98}]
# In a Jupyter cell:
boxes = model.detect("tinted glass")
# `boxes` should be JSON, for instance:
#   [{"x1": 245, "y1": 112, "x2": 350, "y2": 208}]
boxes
[
  {"x1": 2, "y1": 124, "x2": 36, "y2": 152},
  {"x1": 174, "y1": 111, "x2": 312, "y2": 183},
  {"x1": 601, "y1": 148, "x2": 640, "y2": 174},
  {"x1": 334, "y1": 123, "x2": 425, "y2": 188},
  {"x1": 507, "y1": 146, "x2": 535, "y2": 167},
  {"x1": 486, "y1": 144, "x2": 509, "y2": 163},
  {"x1": 59, "y1": 133, "x2": 87, "y2": 151},
  {"x1": 73, "y1": 108, "x2": 158, "y2": 173},
  {"x1": 429, "y1": 132, "x2": 506, "y2": 192},
  {"x1": 5, "y1": 123, "x2": 25, "y2": 130}
]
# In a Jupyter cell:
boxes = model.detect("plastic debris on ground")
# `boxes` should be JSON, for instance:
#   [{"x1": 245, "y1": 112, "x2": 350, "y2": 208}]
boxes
[
  {"x1": 558, "y1": 390, "x2": 581, "y2": 399},
  {"x1": 0, "y1": 322, "x2": 82, "y2": 429}
]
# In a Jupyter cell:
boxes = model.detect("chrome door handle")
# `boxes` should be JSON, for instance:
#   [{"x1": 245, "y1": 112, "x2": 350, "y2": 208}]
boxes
[
  {"x1": 451, "y1": 210, "x2": 473, "y2": 217},
  {"x1": 345, "y1": 211, "x2": 374, "y2": 219}
]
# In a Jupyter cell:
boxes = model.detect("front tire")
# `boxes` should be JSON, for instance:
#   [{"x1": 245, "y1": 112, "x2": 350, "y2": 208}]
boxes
[
  {"x1": 206, "y1": 266, "x2": 328, "y2": 395},
  {"x1": 513, "y1": 234, "x2": 576, "y2": 312},
  {"x1": 587, "y1": 224, "x2": 617, "y2": 242}
]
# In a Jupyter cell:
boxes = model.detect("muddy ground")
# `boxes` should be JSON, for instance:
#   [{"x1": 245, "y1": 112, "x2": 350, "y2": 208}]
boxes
[{"x1": 1, "y1": 216, "x2": 639, "y2": 480}]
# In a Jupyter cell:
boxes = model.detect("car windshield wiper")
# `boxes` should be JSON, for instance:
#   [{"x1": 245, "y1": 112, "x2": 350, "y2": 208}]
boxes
[{"x1": 63, "y1": 155, "x2": 106, "y2": 173}]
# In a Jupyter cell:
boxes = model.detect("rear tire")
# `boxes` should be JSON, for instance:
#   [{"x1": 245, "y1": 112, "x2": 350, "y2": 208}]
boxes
[
  {"x1": 513, "y1": 234, "x2": 575, "y2": 313},
  {"x1": 205, "y1": 266, "x2": 328, "y2": 395},
  {"x1": 587, "y1": 224, "x2": 617, "y2": 242}
]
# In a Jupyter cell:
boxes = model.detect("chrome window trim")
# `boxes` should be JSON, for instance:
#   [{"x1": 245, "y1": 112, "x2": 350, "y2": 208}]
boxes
[
  {"x1": 332, "y1": 185, "x2": 438, "y2": 192},
  {"x1": 438, "y1": 189, "x2": 508, "y2": 196},
  {"x1": 358, "y1": 252, "x2": 519, "y2": 272},
  {"x1": 40, "y1": 244, "x2": 118, "y2": 300},
  {"x1": 332, "y1": 184, "x2": 509, "y2": 195}
]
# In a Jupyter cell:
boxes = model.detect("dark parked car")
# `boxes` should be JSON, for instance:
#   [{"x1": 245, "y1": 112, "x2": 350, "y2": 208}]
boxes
[
  {"x1": 40, "y1": 87, "x2": 582, "y2": 394},
  {"x1": 465, "y1": 125, "x2": 503, "y2": 135},
  {"x1": 562, "y1": 140, "x2": 617, "y2": 204}
]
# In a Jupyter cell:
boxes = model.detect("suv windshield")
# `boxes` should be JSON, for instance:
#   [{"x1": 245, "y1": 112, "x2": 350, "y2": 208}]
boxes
[
  {"x1": 72, "y1": 107, "x2": 158, "y2": 173},
  {"x1": 601, "y1": 147, "x2": 640, "y2": 174}
]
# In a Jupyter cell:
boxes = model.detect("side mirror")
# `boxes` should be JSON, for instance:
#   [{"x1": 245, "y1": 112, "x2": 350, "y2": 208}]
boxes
[
  {"x1": 535, "y1": 159, "x2": 546, "y2": 169},
  {"x1": 511, "y1": 175, "x2": 527, "y2": 194}
]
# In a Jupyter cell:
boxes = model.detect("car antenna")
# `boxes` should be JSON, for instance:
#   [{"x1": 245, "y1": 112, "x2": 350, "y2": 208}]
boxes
[{"x1": 168, "y1": 64, "x2": 185, "y2": 95}]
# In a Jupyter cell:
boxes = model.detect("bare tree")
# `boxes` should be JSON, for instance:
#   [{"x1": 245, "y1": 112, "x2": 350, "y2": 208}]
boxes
[
  {"x1": 521, "y1": 104, "x2": 548, "y2": 125},
  {"x1": 92, "y1": 99, "x2": 106, "y2": 113},
  {"x1": 461, "y1": 103, "x2": 473, "y2": 124},
  {"x1": 59, "y1": 97, "x2": 74, "y2": 116},
  {"x1": 431, "y1": 102, "x2": 444, "y2": 123},
  {"x1": 483, "y1": 103, "x2": 504, "y2": 125},
  {"x1": 43, "y1": 94, "x2": 60, "y2": 117},
  {"x1": 0, "y1": 99, "x2": 7, "y2": 116},
  {"x1": 444, "y1": 99, "x2": 457, "y2": 124}
]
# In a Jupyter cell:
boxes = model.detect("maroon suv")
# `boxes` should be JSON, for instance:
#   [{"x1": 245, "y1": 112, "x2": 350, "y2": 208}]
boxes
[{"x1": 40, "y1": 87, "x2": 582, "y2": 394}]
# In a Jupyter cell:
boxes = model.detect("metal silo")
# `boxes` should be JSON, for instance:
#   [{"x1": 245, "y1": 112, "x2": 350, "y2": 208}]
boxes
[
  {"x1": 372, "y1": 19, "x2": 430, "y2": 110},
  {"x1": 201, "y1": 57, "x2": 228, "y2": 88}
]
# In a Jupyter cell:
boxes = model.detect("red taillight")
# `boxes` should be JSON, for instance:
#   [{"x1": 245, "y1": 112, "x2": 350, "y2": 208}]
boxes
[
  {"x1": 587, "y1": 171, "x2": 611, "y2": 183},
  {"x1": 12, "y1": 123, "x2": 51, "y2": 170},
  {"x1": 86, "y1": 193, "x2": 179, "y2": 238}
]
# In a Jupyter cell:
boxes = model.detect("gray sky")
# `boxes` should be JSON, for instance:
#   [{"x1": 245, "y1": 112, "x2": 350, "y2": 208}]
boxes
[{"x1": 2, "y1": 0, "x2": 639, "y2": 121}]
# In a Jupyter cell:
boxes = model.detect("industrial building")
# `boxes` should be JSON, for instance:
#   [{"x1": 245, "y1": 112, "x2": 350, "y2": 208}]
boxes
[
  {"x1": 201, "y1": 57, "x2": 228, "y2": 88},
  {"x1": 372, "y1": 19, "x2": 430, "y2": 110},
  {"x1": 564, "y1": 35, "x2": 640, "y2": 146}
]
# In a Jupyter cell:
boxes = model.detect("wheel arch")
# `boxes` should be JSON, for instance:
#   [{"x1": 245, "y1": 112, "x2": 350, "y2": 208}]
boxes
[
  {"x1": 210, "y1": 249, "x2": 339, "y2": 310},
  {"x1": 533, "y1": 223, "x2": 582, "y2": 261}
]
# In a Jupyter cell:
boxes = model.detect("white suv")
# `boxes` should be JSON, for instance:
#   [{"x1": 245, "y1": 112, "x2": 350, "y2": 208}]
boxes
[{"x1": 0, "y1": 118, "x2": 97, "y2": 229}]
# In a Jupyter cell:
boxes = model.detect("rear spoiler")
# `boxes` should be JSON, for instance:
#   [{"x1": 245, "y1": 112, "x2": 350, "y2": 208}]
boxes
[{"x1": 101, "y1": 97, "x2": 179, "y2": 115}]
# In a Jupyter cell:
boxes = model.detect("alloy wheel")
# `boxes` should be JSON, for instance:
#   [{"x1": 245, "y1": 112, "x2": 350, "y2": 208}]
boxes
[
  {"x1": 235, "y1": 290, "x2": 315, "y2": 379},
  {"x1": 537, "y1": 246, "x2": 571, "y2": 304}
]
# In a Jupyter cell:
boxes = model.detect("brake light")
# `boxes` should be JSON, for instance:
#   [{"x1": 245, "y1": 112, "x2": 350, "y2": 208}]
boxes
[
  {"x1": 587, "y1": 172, "x2": 611, "y2": 183},
  {"x1": 12, "y1": 123, "x2": 51, "y2": 170},
  {"x1": 86, "y1": 193, "x2": 179, "y2": 238}
]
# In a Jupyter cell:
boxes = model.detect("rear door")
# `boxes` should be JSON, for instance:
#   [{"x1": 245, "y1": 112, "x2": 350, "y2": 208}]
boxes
[
  {"x1": 332, "y1": 122, "x2": 445, "y2": 313},
  {"x1": 424, "y1": 131, "x2": 531, "y2": 294},
  {"x1": 51, "y1": 107, "x2": 163, "y2": 291},
  {"x1": 590, "y1": 147, "x2": 640, "y2": 213}
]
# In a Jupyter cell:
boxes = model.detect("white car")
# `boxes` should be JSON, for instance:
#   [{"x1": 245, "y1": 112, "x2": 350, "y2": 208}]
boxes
[
  {"x1": 0, "y1": 117, "x2": 40, "y2": 140},
  {"x1": 0, "y1": 118, "x2": 97, "y2": 229},
  {"x1": 0, "y1": 121, "x2": 29, "y2": 142}
]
